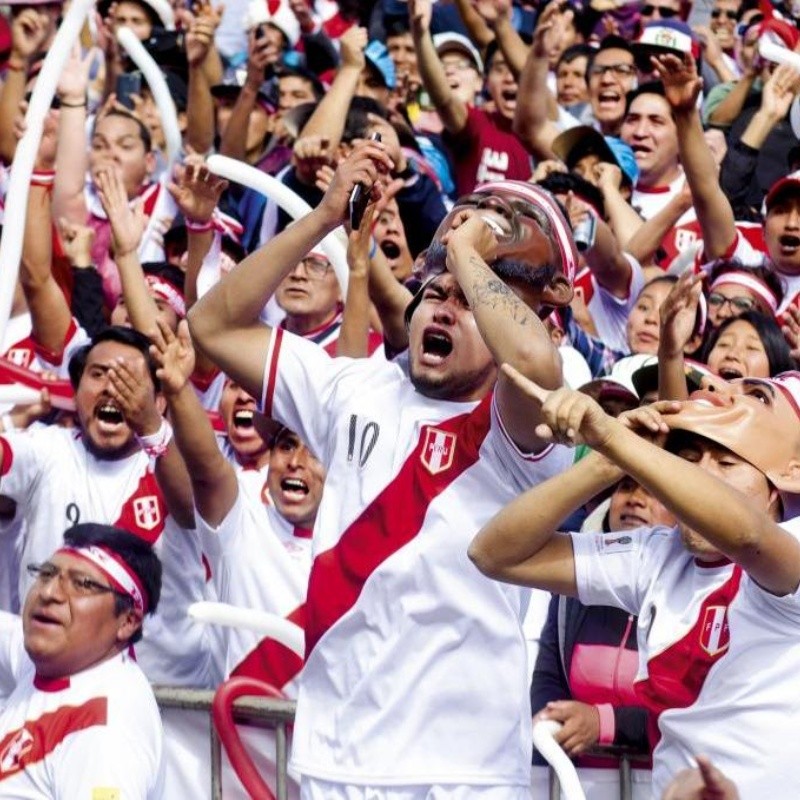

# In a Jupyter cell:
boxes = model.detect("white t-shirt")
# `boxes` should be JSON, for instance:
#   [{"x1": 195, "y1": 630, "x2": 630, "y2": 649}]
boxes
[
  {"x1": 260, "y1": 329, "x2": 571, "y2": 787},
  {"x1": 0, "y1": 427, "x2": 211, "y2": 687},
  {"x1": 572, "y1": 523, "x2": 800, "y2": 798},
  {"x1": 0, "y1": 640, "x2": 164, "y2": 798},
  {"x1": 199, "y1": 489, "x2": 311, "y2": 692},
  {"x1": 573, "y1": 253, "x2": 645, "y2": 353}
]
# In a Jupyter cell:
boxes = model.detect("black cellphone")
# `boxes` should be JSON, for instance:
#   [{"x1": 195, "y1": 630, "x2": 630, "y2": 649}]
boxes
[
  {"x1": 349, "y1": 132, "x2": 382, "y2": 231},
  {"x1": 116, "y1": 71, "x2": 142, "y2": 110}
]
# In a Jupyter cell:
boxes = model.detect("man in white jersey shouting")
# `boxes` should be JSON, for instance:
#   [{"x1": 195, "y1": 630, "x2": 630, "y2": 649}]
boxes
[
  {"x1": 189, "y1": 140, "x2": 578, "y2": 798},
  {"x1": 471, "y1": 372, "x2": 800, "y2": 798}
]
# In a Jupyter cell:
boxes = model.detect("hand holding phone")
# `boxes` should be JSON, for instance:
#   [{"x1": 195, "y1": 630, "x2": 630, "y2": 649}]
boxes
[
  {"x1": 116, "y1": 72, "x2": 142, "y2": 111},
  {"x1": 349, "y1": 132, "x2": 382, "y2": 231}
]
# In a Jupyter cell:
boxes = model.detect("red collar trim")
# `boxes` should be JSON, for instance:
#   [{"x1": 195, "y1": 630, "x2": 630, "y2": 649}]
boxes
[
  {"x1": 33, "y1": 674, "x2": 71, "y2": 692},
  {"x1": 293, "y1": 526, "x2": 313, "y2": 539},
  {"x1": 280, "y1": 306, "x2": 343, "y2": 339},
  {"x1": 635, "y1": 184, "x2": 671, "y2": 194}
]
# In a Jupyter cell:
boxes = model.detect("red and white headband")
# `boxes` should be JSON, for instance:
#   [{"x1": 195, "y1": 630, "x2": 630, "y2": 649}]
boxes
[
  {"x1": 59, "y1": 545, "x2": 147, "y2": 615},
  {"x1": 768, "y1": 371, "x2": 800, "y2": 421},
  {"x1": 709, "y1": 272, "x2": 778, "y2": 315},
  {"x1": 145, "y1": 275, "x2": 186, "y2": 318},
  {"x1": 474, "y1": 180, "x2": 578, "y2": 286}
]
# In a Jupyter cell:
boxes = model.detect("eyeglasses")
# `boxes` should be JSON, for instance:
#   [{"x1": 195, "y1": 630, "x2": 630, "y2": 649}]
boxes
[
  {"x1": 711, "y1": 8, "x2": 737, "y2": 19},
  {"x1": 640, "y1": 4, "x2": 680, "y2": 17},
  {"x1": 297, "y1": 256, "x2": 332, "y2": 279},
  {"x1": 589, "y1": 63, "x2": 637, "y2": 78},
  {"x1": 707, "y1": 293, "x2": 757, "y2": 312},
  {"x1": 27, "y1": 562, "x2": 127, "y2": 601}
]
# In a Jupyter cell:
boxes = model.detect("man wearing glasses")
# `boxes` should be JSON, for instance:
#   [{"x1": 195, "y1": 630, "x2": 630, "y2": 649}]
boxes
[
  {"x1": 0, "y1": 523, "x2": 164, "y2": 798},
  {"x1": 585, "y1": 37, "x2": 638, "y2": 137},
  {"x1": 274, "y1": 250, "x2": 384, "y2": 356}
]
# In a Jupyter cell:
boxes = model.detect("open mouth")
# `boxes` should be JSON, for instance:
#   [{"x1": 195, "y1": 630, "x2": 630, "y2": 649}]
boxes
[
  {"x1": 94, "y1": 401, "x2": 124, "y2": 429},
  {"x1": 380, "y1": 240, "x2": 401, "y2": 259},
  {"x1": 597, "y1": 91, "x2": 621, "y2": 107},
  {"x1": 280, "y1": 477, "x2": 309, "y2": 500},
  {"x1": 779, "y1": 234, "x2": 800, "y2": 255},
  {"x1": 501, "y1": 89, "x2": 517, "y2": 104},
  {"x1": 619, "y1": 513, "x2": 648, "y2": 528},
  {"x1": 718, "y1": 366, "x2": 743, "y2": 380},
  {"x1": 232, "y1": 409, "x2": 255, "y2": 430},
  {"x1": 422, "y1": 329, "x2": 453, "y2": 364},
  {"x1": 31, "y1": 611, "x2": 61, "y2": 627}
]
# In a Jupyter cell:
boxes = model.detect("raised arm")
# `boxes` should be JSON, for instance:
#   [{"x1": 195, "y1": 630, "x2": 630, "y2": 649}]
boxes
[
  {"x1": 52, "y1": 44, "x2": 93, "y2": 225},
  {"x1": 592, "y1": 162, "x2": 645, "y2": 251},
  {"x1": 444, "y1": 214, "x2": 568, "y2": 452},
  {"x1": 298, "y1": 25, "x2": 365, "y2": 153},
  {"x1": 623, "y1": 180, "x2": 692, "y2": 265},
  {"x1": 409, "y1": 0, "x2": 468, "y2": 134},
  {"x1": 152, "y1": 320, "x2": 238, "y2": 526},
  {"x1": 188, "y1": 141, "x2": 393, "y2": 399},
  {"x1": 184, "y1": 7, "x2": 221, "y2": 156},
  {"x1": 512, "y1": 4, "x2": 566, "y2": 160},
  {"x1": 474, "y1": 0, "x2": 528, "y2": 77},
  {"x1": 654, "y1": 54, "x2": 735, "y2": 261}
]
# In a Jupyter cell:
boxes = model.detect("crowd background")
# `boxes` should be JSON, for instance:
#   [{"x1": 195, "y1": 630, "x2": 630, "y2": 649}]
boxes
[{"x1": 0, "y1": 0, "x2": 797, "y2": 795}]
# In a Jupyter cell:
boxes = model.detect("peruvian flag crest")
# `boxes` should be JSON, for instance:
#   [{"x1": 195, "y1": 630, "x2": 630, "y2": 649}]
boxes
[
  {"x1": 699, "y1": 605, "x2": 731, "y2": 656},
  {"x1": 420, "y1": 427, "x2": 457, "y2": 475}
]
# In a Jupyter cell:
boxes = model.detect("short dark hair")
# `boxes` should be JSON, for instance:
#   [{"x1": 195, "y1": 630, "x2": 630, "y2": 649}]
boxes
[
  {"x1": 557, "y1": 43, "x2": 594, "y2": 70},
  {"x1": 385, "y1": 17, "x2": 411, "y2": 37},
  {"x1": 68, "y1": 326, "x2": 161, "y2": 392},
  {"x1": 700, "y1": 310, "x2": 795, "y2": 376},
  {"x1": 586, "y1": 35, "x2": 634, "y2": 78},
  {"x1": 63, "y1": 523, "x2": 162, "y2": 644},
  {"x1": 142, "y1": 261, "x2": 186, "y2": 293},
  {"x1": 536, "y1": 171, "x2": 606, "y2": 219},
  {"x1": 94, "y1": 109, "x2": 153, "y2": 153},
  {"x1": 624, "y1": 81, "x2": 669, "y2": 117}
]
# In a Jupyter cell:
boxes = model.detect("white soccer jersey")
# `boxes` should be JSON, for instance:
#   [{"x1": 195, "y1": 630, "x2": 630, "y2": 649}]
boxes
[
  {"x1": 573, "y1": 253, "x2": 645, "y2": 353},
  {"x1": 572, "y1": 524, "x2": 800, "y2": 798},
  {"x1": 2, "y1": 316, "x2": 89, "y2": 380},
  {"x1": 259, "y1": 330, "x2": 571, "y2": 787},
  {"x1": 199, "y1": 491, "x2": 311, "y2": 691},
  {"x1": 0, "y1": 642, "x2": 164, "y2": 798},
  {"x1": 0, "y1": 427, "x2": 211, "y2": 687}
]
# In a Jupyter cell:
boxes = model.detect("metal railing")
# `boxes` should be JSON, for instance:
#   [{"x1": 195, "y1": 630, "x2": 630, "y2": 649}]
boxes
[
  {"x1": 153, "y1": 686, "x2": 296, "y2": 800},
  {"x1": 154, "y1": 686, "x2": 649, "y2": 800}
]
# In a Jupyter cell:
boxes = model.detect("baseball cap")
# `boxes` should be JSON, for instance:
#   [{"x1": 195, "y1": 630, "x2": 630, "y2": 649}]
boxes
[
  {"x1": 364, "y1": 40, "x2": 396, "y2": 89},
  {"x1": 630, "y1": 355, "x2": 712, "y2": 399},
  {"x1": 579, "y1": 354, "x2": 650, "y2": 406},
  {"x1": 552, "y1": 126, "x2": 639, "y2": 187},
  {"x1": 765, "y1": 170, "x2": 800, "y2": 213},
  {"x1": 433, "y1": 32, "x2": 484, "y2": 73},
  {"x1": 244, "y1": 0, "x2": 301, "y2": 46},
  {"x1": 632, "y1": 20, "x2": 700, "y2": 71}
]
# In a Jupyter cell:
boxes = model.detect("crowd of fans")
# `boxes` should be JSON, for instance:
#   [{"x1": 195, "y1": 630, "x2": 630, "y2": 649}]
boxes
[{"x1": 0, "y1": 0, "x2": 797, "y2": 795}]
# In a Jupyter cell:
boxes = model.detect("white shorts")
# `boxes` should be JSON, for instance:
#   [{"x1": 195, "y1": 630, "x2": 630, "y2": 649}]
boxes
[{"x1": 301, "y1": 778, "x2": 532, "y2": 800}]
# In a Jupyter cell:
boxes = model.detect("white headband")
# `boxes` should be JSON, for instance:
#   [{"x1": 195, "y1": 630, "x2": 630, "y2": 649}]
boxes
[
  {"x1": 145, "y1": 275, "x2": 186, "y2": 318},
  {"x1": 710, "y1": 272, "x2": 778, "y2": 314},
  {"x1": 59, "y1": 545, "x2": 147, "y2": 614}
]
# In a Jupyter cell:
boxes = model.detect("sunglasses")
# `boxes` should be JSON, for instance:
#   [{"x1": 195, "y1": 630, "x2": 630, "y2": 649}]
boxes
[
  {"x1": 711, "y1": 9, "x2": 737, "y2": 19},
  {"x1": 640, "y1": 4, "x2": 680, "y2": 17}
]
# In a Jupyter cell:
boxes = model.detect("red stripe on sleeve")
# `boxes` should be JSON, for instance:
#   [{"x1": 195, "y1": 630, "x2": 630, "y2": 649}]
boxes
[
  {"x1": 0, "y1": 437, "x2": 12, "y2": 477},
  {"x1": 262, "y1": 328, "x2": 284, "y2": 418}
]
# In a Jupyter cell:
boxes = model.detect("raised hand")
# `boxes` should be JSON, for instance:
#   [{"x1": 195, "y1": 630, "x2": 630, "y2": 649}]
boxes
[
  {"x1": 408, "y1": 0, "x2": 432, "y2": 37},
  {"x1": 781, "y1": 304, "x2": 800, "y2": 362},
  {"x1": 532, "y1": 2, "x2": 572, "y2": 61},
  {"x1": 11, "y1": 9, "x2": 48, "y2": 63},
  {"x1": 442, "y1": 211, "x2": 501, "y2": 266},
  {"x1": 57, "y1": 43, "x2": 94, "y2": 105},
  {"x1": 652, "y1": 53, "x2": 703, "y2": 114},
  {"x1": 95, "y1": 167, "x2": 147, "y2": 258},
  {"x1": 662, "y1": 755, "x2": 740, "y2": 800},
  {"x1": 473, "y1": 0, "x2": 512, "y2": 27},
  {"x1": 659, "y1": 271, "x2": 704, "y2": 358},
  {"x1": 185, "y1": 11, "x2": 219, "y2": 67},
  {"x1": 150, "y1": 319, "x2": 196, "y2": 397},
  {"x1": 317, "y1": 138, "x2": 394, "y2": 229},
  {"x1": 167, "y1": 158, "x2": 228, "y2": 224},
  {"x1": 339, "y1": 25, "x2": 367, "y2": 70},
  {"x1": 499, "y1": 363, "x2": 613, "y2": 448},
  {"x1": 58, "y1": 219, "x2": 96, "y2": 267},
  {"x1": 760, "y1": 63, "x2": 800, "y2": 121}
]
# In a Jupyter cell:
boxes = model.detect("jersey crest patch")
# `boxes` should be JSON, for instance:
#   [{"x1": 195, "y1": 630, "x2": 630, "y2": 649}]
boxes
[
  {"x1": 132, "y1": 496, "x2": 161, "y2": 531},
  {"x1": 699, "y1": 604, "x2": 731, "y2": 656},
  {"x1": 420, "y1": 427, "x2": 457, "y2": 475},
  {"x1": 0, "y1": 728, "x2": 32, "y2": 774}
]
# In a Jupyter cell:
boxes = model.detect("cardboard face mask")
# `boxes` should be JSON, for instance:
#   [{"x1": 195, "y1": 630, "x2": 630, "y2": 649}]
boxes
[
  {"x1": 419, "y1": 181, "x2": 579, "y2": 286},
  {"x1": 665, "y1": 376, "x2": 800, "y2": 493}
]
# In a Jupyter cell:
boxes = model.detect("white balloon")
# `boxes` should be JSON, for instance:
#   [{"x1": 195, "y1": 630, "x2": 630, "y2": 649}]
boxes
[
  {"x1": 188, "y1": 601, "x2": 305, "y2": 658},
  {"x1": 206, "y1": 154, "x2": 350, "y2": 293},
  {"x1": 0, "y1": 0, "x2": 94, "y2": 345},
  {"x1": 532, "y1": 719, "x2": 587, "y2": 800}
]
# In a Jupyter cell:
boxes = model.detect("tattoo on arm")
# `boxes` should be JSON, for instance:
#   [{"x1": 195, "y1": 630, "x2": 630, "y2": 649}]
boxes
[{"x1": 469, "y1": 258, "x2": 532, "y2": 326}]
